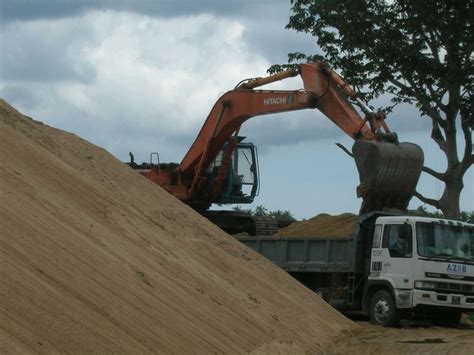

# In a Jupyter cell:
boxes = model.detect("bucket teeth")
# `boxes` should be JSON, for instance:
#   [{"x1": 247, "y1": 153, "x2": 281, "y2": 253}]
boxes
[{"x1": 352, "y1": 141, "x2": 424, "y2": 214}]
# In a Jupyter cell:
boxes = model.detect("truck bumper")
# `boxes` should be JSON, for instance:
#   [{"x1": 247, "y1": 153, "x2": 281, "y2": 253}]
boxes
[
  {"x1": 395, "y1": 289, "x2": 413, "y2": 308},
  {"x1": 412, "y1": 289, "x2": 474, "y2": 310}
]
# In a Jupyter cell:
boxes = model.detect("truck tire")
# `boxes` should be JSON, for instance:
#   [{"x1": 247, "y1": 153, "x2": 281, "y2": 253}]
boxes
[{"x1": 370, "y1": 289, "x2": 400, "y2": 327}]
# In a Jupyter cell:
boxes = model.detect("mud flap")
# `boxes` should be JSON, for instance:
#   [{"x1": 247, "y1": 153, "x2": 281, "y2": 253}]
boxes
[{"x1": 352, "y1": 140, "x2": 424, "y2": 214}]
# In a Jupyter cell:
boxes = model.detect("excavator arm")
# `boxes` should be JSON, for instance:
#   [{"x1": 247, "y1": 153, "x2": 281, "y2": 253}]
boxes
[
  {"x1": 175, "y1": 62, "x2": 423, "y2": 213},
  {"x1": 133, "y1": 62, "x2": 423, "y2": 214},
  {"x1": 180, "y1": 63, "x2": 378, "y2": 176}
]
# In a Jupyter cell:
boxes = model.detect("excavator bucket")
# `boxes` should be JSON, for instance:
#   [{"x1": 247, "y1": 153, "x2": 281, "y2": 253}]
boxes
[{"x1": 352, "y1": 141, "x2": 424, "y2": 214}]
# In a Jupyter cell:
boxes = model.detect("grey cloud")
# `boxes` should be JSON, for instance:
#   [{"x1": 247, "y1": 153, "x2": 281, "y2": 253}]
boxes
[
  {"x1": 238, "y1": 2, "x2": 316, "y2": 65},
  {"x1": 241, "y1": 111, "x2": 342, "y2": 149},
  {"x1": 0, "y1": 85, "x2": 39, "y2": 109},
  {"x1": 1, "y1": 20, "x2": 97, "y2": 83},
  {"x1": 1, "y1": 0, "x2": 303, "y2": 83},
  {"x1": 241, "y1": 19, "x2": 316, "y2": 65},
  {"x1": 1, "y1": 0, "x2": 85, "y2": 23},
  {"x1": 1, "y1": 0, "x2": 288, "y2": 24}
]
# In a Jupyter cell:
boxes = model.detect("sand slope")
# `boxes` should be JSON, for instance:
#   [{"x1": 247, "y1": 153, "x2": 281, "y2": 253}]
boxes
[{"x1": 0, "y1": 100, "x2": 351, "y2": 353}]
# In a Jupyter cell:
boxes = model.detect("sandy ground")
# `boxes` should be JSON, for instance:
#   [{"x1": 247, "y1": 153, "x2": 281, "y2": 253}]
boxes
[
  {"x1": 0, "y1": 99, "x2": 353, "y2": 353},
  {"x1": 326, "y1": 317, "x2": 474, "y2": 354}
]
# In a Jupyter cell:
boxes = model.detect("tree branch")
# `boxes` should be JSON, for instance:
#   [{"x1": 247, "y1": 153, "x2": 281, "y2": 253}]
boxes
[
  {"x1": 414, "y1": 192, "x2": 441, "y2": 209},
  {"x1": 426, "y1": 30, "x2": 442, "y2": 65},
  {"x1": 390, "y1": 75, "x2": 450, "y2": 156},
  {"x1": 388, "y1": 77, "x2": 445, "y2": 125},
  {"x1": 431, "y1": 119, "x2": 447, "y2": 153},
  {"x1": 335, "y1": 143, "x2": 354, "y2": 158},
  {"x1": 390, "y1": 91, "x2": 414, "y2": 102},
  {"x1": 464, "y1": 41, "x2": 473, "y2": 69},
  {"x1": 425, "y1": 82, "x2": 447, "y2": 111},
  {"x1": 460, "y1": 115, "x2": 473, "y2": 174},
  {"x1": 404, "y1": 75, "x2": 447, "y2": 124},
  {"x1": 422, "y1": 166, "x2": 446, "y2": 181}
]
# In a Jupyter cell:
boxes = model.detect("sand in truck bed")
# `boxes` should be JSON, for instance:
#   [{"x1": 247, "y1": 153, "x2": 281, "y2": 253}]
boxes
[
  {"x1": 0, "y1": 99, "x2": 352, "y2": 353},
  {"x1": 276, "y1": 213, "x2": 359, "y2": 238}
]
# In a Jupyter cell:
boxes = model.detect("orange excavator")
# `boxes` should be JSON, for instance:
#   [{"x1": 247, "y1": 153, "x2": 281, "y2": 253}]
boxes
[{"x1": 128, "y1": 62, "x2": 424, "y2": 235}]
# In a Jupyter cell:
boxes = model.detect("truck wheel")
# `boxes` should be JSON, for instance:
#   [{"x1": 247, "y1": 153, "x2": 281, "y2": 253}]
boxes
[{"x1": 370, "y1": 289, "x2": 400, "y2": 327}]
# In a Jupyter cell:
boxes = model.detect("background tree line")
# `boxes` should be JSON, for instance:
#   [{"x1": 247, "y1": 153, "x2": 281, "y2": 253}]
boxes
[{"x1": 234, "y1": 205, "x2": 474, "y2": 223}]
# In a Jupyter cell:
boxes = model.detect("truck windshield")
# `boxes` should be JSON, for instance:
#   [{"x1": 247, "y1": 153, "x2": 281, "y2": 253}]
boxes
[{"x1": 416, "y1": 222, "x2": 474, "y2": 261}]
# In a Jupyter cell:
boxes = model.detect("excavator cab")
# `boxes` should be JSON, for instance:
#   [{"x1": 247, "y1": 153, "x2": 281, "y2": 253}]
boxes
[{"x1": 208, "y1": 142, "x2": 260, "y2": 204}]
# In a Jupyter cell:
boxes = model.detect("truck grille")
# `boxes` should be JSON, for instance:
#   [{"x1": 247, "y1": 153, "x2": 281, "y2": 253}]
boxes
[{"x1": 432, "y1": 281, "x2": 474, "y2": 295}]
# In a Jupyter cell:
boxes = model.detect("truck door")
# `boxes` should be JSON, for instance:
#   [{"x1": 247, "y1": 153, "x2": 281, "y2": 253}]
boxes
[{"x1": 378, "y1": 223, "x2": 414, "y2": 290}]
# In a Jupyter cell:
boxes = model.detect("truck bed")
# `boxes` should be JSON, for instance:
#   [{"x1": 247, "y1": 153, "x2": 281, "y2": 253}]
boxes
[{"x1": 236, "y1": 236, "x2": 356, "y2": 273}]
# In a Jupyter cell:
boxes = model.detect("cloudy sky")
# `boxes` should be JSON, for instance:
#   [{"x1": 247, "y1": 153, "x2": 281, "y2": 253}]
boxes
[{"x1": 1, "y1": 0, "x2": 472, "y2": 218}]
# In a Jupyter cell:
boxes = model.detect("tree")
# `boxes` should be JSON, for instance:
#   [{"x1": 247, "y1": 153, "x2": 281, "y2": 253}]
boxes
[
  {"x1": 275, "y1": 0, "x2": 473, "y2": 219},
  {"x1": 409, "y1": 206, "x2": 474, "y2": 223},
  {"x1": 232, "y1": 205, "x2": 296, "y2": 221},
  {"x1": 254, "y1": 205, "x2": 269, "y2": 217},
  {"x1": 267, "y1": 209, "x2": 297, "y2": 221}
]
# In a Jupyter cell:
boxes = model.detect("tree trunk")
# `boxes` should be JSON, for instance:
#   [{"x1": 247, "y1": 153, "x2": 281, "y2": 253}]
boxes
[
  {"x1": 438, "y1": 174, "x2": 463, "y2": 219},
  {"x1": 438, "y1": 112, "x2": 463, "y2": 219}
]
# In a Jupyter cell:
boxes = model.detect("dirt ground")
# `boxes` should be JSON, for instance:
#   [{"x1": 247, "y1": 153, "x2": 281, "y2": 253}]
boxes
[{"x1": 326, "y1": 317, "x2": 474, "y2": 354}]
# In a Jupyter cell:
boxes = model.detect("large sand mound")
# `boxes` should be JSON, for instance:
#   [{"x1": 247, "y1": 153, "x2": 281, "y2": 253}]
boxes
[
  {"x1": 0, "y1": 99, "x2": 351, "y2": 353},
  {"x1": 276, "y1": 213, "x2": 358, "y2": 238}
]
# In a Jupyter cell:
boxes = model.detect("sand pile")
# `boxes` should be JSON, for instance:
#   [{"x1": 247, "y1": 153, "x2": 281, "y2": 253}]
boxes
[
  {"x1": 276, "y1": 213, "x2": 358, "y2": 238},
  {"x1": 0, "y1": 99, "x2": 351, "y2": 353}
]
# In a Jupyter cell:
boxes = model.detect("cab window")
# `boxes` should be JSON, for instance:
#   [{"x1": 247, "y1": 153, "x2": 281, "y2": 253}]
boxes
[
  {"x1": 382, "y1": 224, "x2": 413, "y2": 258},
  {"x1": 372, "y1": 225, "x2": 383, "y2": 248}
]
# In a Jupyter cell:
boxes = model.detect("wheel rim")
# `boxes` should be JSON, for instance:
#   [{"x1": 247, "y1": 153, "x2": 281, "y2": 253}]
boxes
[{"x1": 374, "y1": 298, "x2": 390, "y2": 324}]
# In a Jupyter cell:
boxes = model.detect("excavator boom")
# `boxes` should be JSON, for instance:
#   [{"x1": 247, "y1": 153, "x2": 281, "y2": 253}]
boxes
[
  {"x1": 130, "y1": 61, "x2": 424, "y2": 218},
  {"x1": 177, "y1": 62, "x2": 423, "y2": 213}
]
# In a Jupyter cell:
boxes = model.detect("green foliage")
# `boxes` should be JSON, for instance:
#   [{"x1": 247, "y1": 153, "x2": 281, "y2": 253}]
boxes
[
  {"x1": 254, "y1": 205, "x2": 269, "y2": 217},
  {"x1": 268, "y1": 209, "x2": 297, "y2": 221},
  {"x1": 231, "y1": 205, "x2": 253, "y2": 215},
  {"x1": 409, "y1": 206, "x2": 474, "y2": 223},
  {"x1": 460, "y1": 211, "x2": 474, "y2": 224},
  {"x1": 280, "y1": 0, "x2": 472, "y2": 115},
  {"x1": 232, "y1": 205, "x2": 296, "y2": 221},
  {"x1": 279, "y1": 0, "x2": 473, "y2": 219}
]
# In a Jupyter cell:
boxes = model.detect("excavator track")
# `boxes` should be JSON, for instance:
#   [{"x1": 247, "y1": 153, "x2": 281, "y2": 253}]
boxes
[
  {"x1": 253, "y1": 216, "x2": 279, "y2": 236},
  {"x1": 202, "y1": 210, "x2": 279, "y2": 236}
]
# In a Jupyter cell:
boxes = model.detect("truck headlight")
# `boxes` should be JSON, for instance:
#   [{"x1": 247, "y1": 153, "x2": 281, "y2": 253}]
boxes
[{"x1": 415, "y1": 281, "x2": 437, "y2": 289}]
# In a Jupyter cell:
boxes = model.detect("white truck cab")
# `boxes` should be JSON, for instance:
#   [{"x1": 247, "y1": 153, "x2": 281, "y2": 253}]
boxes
[{"x1": 368, "y1": 216, "x2": 474, "y2": 326}]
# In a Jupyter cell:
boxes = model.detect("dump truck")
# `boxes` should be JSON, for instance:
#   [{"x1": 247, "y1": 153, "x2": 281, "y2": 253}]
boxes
[
  {"x1": 128, "y1": 62, "x2": 424, "y2": 235},
  {"x1": 237, "y1": 212, "x2": 474, "y2": 327}
]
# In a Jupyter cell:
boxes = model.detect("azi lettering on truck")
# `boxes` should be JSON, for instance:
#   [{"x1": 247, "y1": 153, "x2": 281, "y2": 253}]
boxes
[{"x1": 447, "y1": 263, "x2": 467, "y2": 273}]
